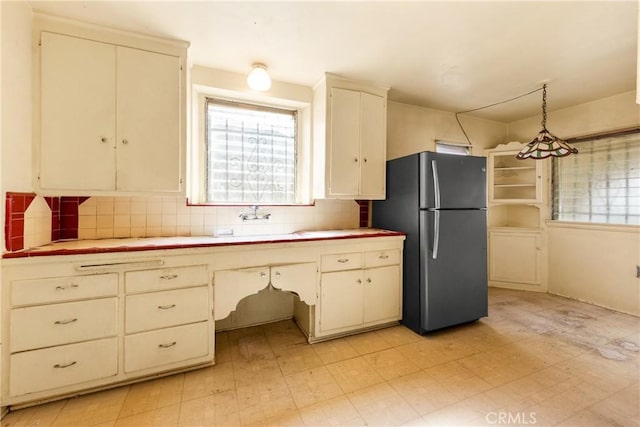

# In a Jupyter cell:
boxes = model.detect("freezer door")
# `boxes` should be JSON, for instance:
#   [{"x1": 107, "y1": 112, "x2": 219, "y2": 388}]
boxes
[
  {"x1": 419, "y1": 152, "x2": 487, "y2": 209},
  {"x1": 420, "y1": 209, "x2": 487, "y2": 331}
]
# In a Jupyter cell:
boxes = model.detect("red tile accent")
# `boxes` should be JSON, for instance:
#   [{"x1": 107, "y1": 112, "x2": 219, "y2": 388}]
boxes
[
  {"x1": 45, "y1": 196, "x2": 62, "y2": 241},
  {"x1": 356, "y1": 200, "x2": 370, "y2": 228},
  {"x1": 4, "y1": 192, "x2": 37, "y2": 251},
  {"x1": 58, "y1": 196, "x2": 89, "y2": 240}
]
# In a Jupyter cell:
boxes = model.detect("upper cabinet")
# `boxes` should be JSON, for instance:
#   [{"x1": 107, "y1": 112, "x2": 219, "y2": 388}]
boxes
[
  {"x1": 488, "y1": 147, "x2": 542, "y2": 204},
  {"x1": 313, "y1": 74, "x2": 389, "y2": 200},
  {"x1": 35, "y1": 15, "x2": 189, "y2": 195}
]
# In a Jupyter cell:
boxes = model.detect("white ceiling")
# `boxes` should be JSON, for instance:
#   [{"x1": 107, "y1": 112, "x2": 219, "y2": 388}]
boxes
[{"x1": 29, "y1": 1, "x2": 638, "y2": 122}]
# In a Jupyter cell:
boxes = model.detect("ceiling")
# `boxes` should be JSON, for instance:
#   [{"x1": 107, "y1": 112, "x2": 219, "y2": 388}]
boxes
[{"x1": 29, "y1": 1, "x2": 638, "y2": 122}]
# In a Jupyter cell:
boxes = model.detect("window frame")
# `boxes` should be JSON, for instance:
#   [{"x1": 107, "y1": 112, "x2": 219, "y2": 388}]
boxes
[
  {"x1": 189, "y1": 88, "x2": 312, "y2": 206},
  {"x1": 435, "y1": 140, "x2": 471, "y2": 156},
  {"x1": 203, "y1": 97, "x2": 298, "y2": 205},
  {"x1": 551, "y1": 128, "x2": 640, "y2": 227}
]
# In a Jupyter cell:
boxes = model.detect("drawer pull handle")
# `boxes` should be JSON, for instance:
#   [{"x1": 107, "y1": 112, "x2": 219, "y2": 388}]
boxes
[
  {"x1": 55, "y1": 284, "x2": 79, "y2": 291},
  {"x1": 160, "y1": 274, "x2": 178, "y2": 280},
  {"x1": 378, "y1": 254, "x2": 389, "y2": 259},
  {"x1": 54, "y1": 361, "x2": 77, "y2": 369},
  {"x1": 159, "y1": 341, "x2": 177, "y2": 349},
  {"x1": 337, "y1": 259, "x2": 350, "y2": 263},
  {"x1": 54, "y1": 318, "x2": 78, "y2": 325},
  {"x1": 158, "y1": 304, "x2": 176, "y2": 310}
]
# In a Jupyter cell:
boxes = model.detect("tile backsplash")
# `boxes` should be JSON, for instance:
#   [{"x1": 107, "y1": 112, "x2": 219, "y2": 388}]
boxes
[
  {"x1": 77, "y1": 197, "x2": 361, "y2": 239},
  {"x1": 4, "y1": 193, "x2": 369, "y2": 252}
]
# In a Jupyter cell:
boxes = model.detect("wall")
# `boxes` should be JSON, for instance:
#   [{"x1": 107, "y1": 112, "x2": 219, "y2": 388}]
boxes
[
  {"x1": 386, "y1": 101, "x2": 508, "y2": 159},
  {"x1": 507, "y1": 91, "x2": 640, "y2": 315},
  {"x1": 1, "y1": 1, "x2": 33, "y2": 255},
  {"x1": 547, "y1": 223, "x2": 639, "y2": 315},
  {"x1": 1, "y1": 1, "x2": 33, "y2": 193},
  {"x1": 506, "y1": 91, "x2": 640, "y2": 142}
]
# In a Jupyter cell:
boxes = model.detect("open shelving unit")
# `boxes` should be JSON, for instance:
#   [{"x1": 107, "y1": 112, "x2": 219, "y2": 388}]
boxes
[{"x1": 485, "y1": 141, "x2": 549, "y2": 292}]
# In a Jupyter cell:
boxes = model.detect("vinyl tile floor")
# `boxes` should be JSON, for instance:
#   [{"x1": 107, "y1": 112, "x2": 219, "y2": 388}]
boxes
[{"x1": 3, "y1": 288, "x2": 639, "y2": 427}]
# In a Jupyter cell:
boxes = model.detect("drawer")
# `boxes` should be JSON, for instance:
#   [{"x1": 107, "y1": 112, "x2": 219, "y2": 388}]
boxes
[
  {"x1": 321, "y1": 252, "x2": 362, "y2": 272},
  {"x1": 125, "y1": 286, "x2": 209, "y2": 333},
  {"x1": 125, "y1": 265, "x2": 209, "y2": 293},
  {"x1": 11, "y1": 273, "x2": 117, "y2": 306},
  {"x1": 11, "y1": 298, "x2": 117, "y2": 352},
  {"x1": 10, "y1": 337, "x2": 117, "y2": 397},
  {"x1": 364, "y1": 249, "x2": 401, "y2": 268},
  {"x1": 124, "y1": 321, "x2": 210, "y2": 373}
]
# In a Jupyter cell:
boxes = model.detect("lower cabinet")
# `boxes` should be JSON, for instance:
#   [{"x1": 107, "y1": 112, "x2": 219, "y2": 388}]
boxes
[
  {"x1": 1, "y1": 234, "x2": 405, "y2": 407},
  {"x1": 318, "y1": 249, "x2": 402, "y2": 337},
  {"x1": 2, "y1": 261, "x2": 213, "y2": 407},
  {"x1": 489, "y1": 229, "x2": 545, "y2": 291},
  {"x1": 124, "y1": 322, "x2": 209, "y2": 373},
  {"x1": 10, "y1": 338, "x2": 118, "y2": 397}
]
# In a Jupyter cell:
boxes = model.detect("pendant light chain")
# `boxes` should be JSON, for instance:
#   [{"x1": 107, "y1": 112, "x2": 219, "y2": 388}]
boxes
[{"x1": 541, "y1": 84, "x2": 547, "y2": 130}]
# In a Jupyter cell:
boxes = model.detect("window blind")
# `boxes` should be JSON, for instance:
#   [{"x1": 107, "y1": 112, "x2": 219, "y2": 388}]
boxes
[
  {"x1": 553, "y1": 130, "x2": 640, "y2": 225},
  {"x1": 205, "y1": 98, "x2": 297, "y2": 204}
]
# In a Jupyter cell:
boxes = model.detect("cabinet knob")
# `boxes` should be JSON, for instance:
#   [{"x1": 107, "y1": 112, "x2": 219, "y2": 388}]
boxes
[
  {"x1": 122, "y1": 139, "x2": 129, "y2": 145},
  {"x1": 260, "y1": 272, "x2": 267, "y2": 278},
  {"x1": 275, "y1": 271, "x2": 281, "y2": 278},
  {"x1": 357, "y1": 279, "x2": 362, "y2": 284},
  {"x1": 100, "y1": 137, "x2": 108, "y2": 143},
  {"x1": 363, "y1": 158, "x2": 368, "y2": 163},
  {"x1": 354, "y1": 158, "x2": 359, "y2": 162},
  {"x1": 366, "y1": 278, "x2": 372, "y2": 283}
]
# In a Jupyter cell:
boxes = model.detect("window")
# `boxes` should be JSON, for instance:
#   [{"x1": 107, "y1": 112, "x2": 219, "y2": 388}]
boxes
[
  {"x1": 205, "y1": 98, "x2": 297, "y2": 204},
  {"x1": 435, "y1": 141, "x2": 470, "y2": 156},
  {"x1": 552, "y1": 130, "x2": 640, "y2": 225}
]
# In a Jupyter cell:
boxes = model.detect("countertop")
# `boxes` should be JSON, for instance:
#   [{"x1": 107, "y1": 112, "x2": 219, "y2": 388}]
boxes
[{"x1": 3, "y1": 228, "x2": 405, "y2": 259}]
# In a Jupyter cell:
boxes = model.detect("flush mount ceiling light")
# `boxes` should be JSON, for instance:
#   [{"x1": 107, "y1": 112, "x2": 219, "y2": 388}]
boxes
[
  {"x1": 516, "y1": 84, "x2": 578, "y2": 160},
  {"x1": 247, "y1": 63, "x2": 271, "y2": 91}
]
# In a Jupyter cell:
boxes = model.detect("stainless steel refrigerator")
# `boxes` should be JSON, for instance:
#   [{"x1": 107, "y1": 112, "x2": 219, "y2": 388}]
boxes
[{"x1": 372, "y1": 151, "x2": 487, "y2": 333}]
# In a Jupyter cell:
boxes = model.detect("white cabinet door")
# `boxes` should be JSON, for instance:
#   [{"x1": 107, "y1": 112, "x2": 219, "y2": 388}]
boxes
[
  {"x1": 39, "y1": 32, "x2": 182, "y2": 194},
  {"x1": 116, "y1": 47, "x2": 181, "y2": 192},
  {"x1": 214, "y1": 267, "x2": 270, "y2": 320},
  {"x1": 270, "y1": 263, "x2": 317, "y2": 305},
  {"x1": 359, "y1": 92, "x2": 386, "y2": 199},
  {"x1": 363, "y1": 265, "x2": 400, "y2": 324},
  {"x1": 489, "y1": 230, "x2": 541, "y2": 285},
  {"x1": 319, "y1": 270, "x2": 363, "y2": 333},
  {"x1": 329, "y1": 88, "x2": 360, "y2": 196},
  {"x1": 40, "y1": 32, "x2": 116, "y2": 191}
]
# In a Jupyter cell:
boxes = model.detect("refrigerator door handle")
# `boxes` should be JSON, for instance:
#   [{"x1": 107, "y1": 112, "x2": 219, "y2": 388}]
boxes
[
  {"x1": 431, "y1": 160, "x2": 441, "y2": 209},
  {"x1": 433, "y1": 210, "x2": 440, "y2": 259}
]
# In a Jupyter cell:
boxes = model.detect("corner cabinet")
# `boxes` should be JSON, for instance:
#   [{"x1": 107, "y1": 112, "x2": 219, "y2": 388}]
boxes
[
  {"x1": 313, "y1": 74, "x2": 389, "y2": 200},
  {"x1": 486, "y1": 142, "x2": 548, "y2": 292},
  {"x1": 35, "y1": 16, "x2": 188, "y2": 195}
]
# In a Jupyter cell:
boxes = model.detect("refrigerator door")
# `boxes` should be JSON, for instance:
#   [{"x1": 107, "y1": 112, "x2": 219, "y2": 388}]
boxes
[
  {"x1": 420, "y1": 209, "x2": 487, "y2": 332},
  {"x1": 419, "y1": 152, "x2": 487, "y2": 209}
]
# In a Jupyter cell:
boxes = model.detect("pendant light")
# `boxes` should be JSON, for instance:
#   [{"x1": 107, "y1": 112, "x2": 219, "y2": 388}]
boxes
[
  {"x1": 516, "y1": 84, "x2": 578, "y2": 160},
  {"x1": 247, "y1": 63, "x2": 271, "y2": 91}
]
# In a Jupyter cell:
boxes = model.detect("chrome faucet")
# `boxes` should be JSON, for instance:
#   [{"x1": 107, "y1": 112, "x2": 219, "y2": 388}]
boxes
[{"x1": 239, "y1": 205, "x2": 271, "y2": 221}]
